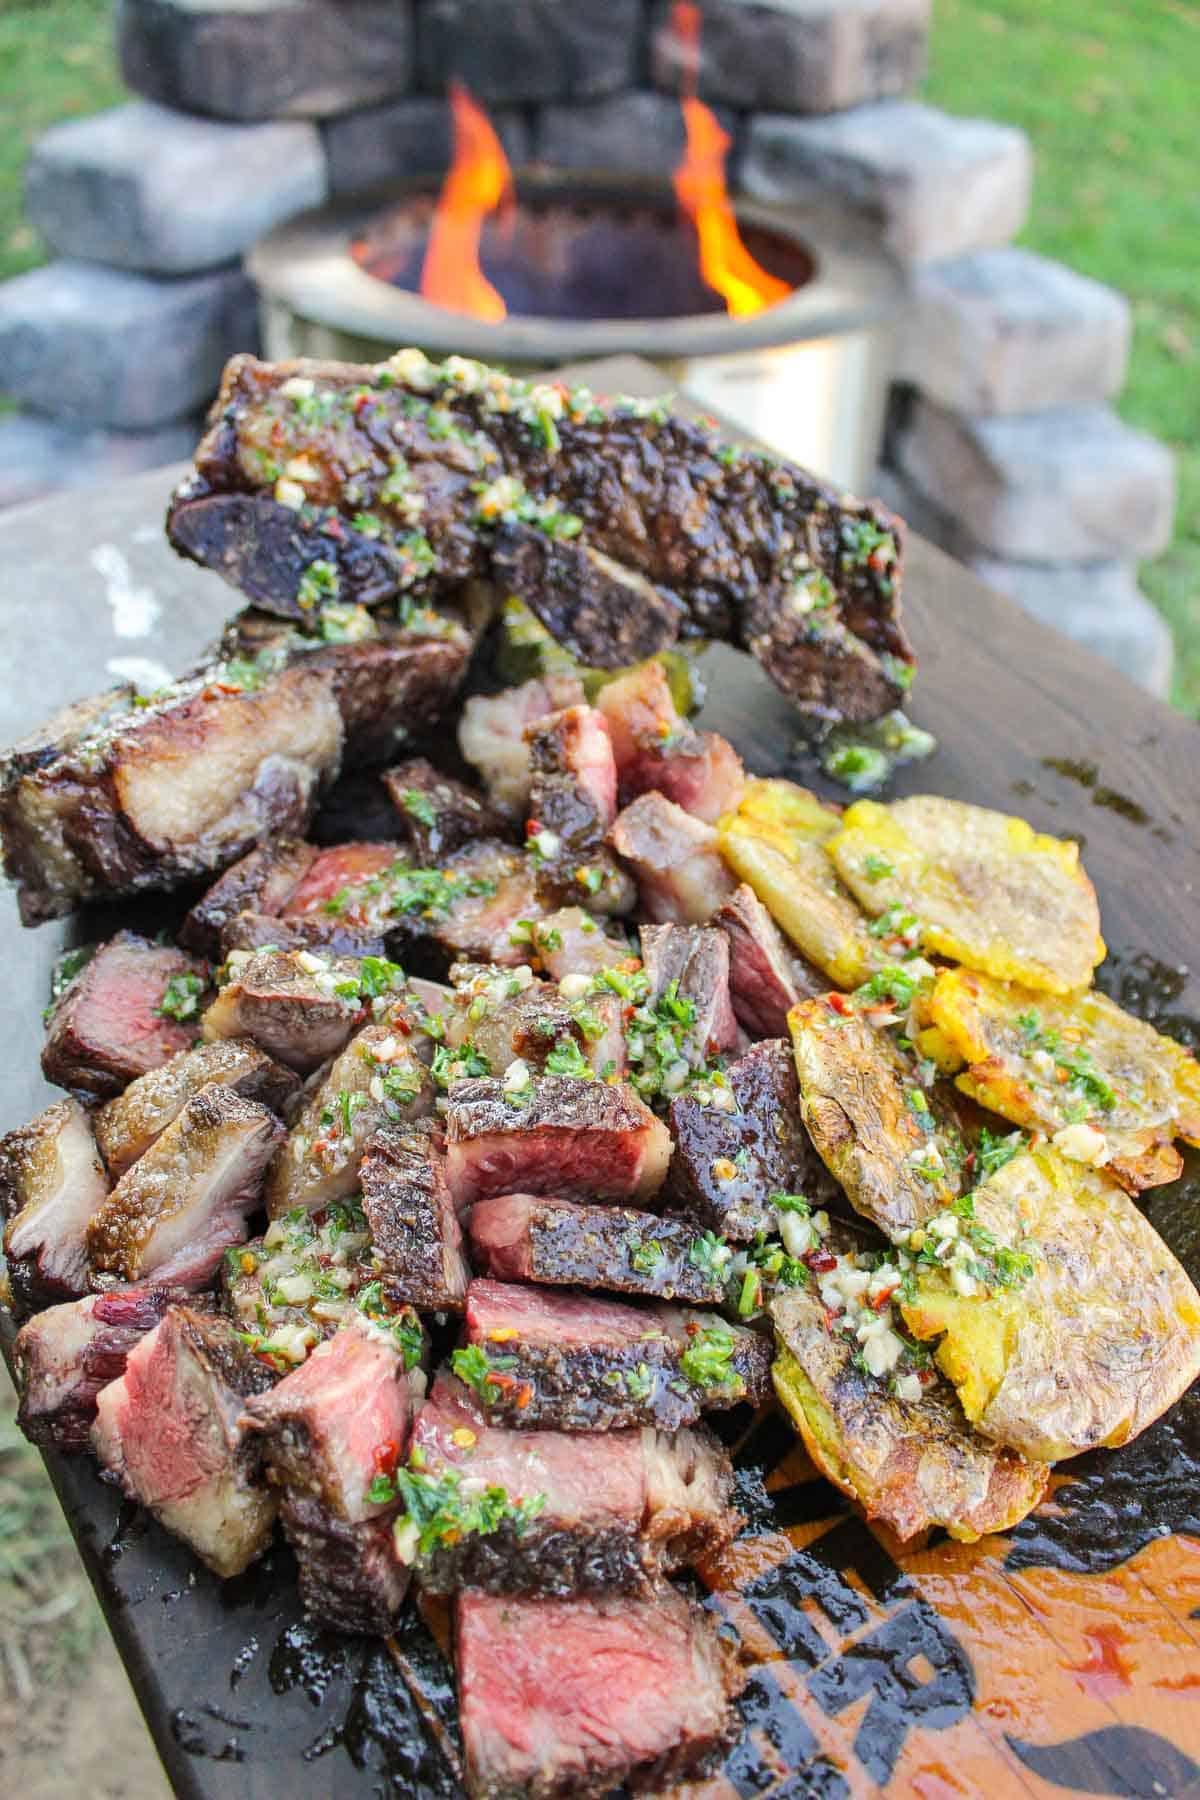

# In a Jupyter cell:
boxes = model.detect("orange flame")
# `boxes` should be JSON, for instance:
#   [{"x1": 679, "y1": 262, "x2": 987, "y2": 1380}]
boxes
[
  {"x1": 670, "y1": 1, "x2": 790, "y2": 317},
  {"x1": 419, "y1": 80, "x2": 512, "y2": 320}
]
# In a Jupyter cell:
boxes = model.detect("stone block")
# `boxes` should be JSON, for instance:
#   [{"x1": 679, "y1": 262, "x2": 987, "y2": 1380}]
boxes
[
  {"x1": 117, "y1": 0, "x2": 414, "y2": 122},
  {"x1": 742, "y1": 101, "x2": 1032, "y2": 265},
  {"x1": 0, "y1": 412, "x2": 201, "y2": 513},
  {"x1": 0, "y1": 261, "x2": 259, "y2": 430},
  {"x1": 323, "y1": 96, "x2": 532, "y2": 196},
  {"x1": 417, "y1": 0, "x2": 640, "y2": 106},
  {"x1": 892, "y1": 397, "x2": 1176, "y2": 563},
  {"x1": 25, "y1": 101, "x2": 327, "y2": 277},
  {"x1": 649, "y1": 0, "x2": 930, "y2": 115},
  {"x1": 536, "y1": 90, "x2": 738, "y2": 178},
  {"x1": 968, "y1": 556, "x2": 1173, "y2": 699},
  {"x1": 895, "y1": 248, "x2": 1131, "y2": 415}
]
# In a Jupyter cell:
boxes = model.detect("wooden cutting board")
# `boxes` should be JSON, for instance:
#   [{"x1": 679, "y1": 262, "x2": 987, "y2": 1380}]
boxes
[{"x1": 1, "y1": 356, "x2": 1197, "y2": 1800}]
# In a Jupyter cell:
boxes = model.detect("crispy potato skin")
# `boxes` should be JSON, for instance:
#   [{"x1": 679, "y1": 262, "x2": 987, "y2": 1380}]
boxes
[
  {"x1": 771, "y1": 1300, "x2": 1049, "y2": 1543},
  {"x1": 900, "y1": 1147, "x2": 1200, "y2": 1463},
  {"x1": 788, "y1": 999, "x2": 966, "y2": 1239},
  {"x1": 930, "y1": 966, "x2": 1199, "y2": 1189},
  {"x1": 828, "y1": 796, "x2": 1105, "y2": 996}
]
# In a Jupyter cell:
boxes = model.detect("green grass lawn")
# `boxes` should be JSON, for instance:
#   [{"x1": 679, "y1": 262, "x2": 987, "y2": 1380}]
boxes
[{"x1": 0, "y1": 0, "x2": 1195, "y2": 712}]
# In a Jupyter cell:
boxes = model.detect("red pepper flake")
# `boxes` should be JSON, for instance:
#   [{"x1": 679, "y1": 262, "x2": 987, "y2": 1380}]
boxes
[
  {"x1": 805, "y1": 1249, "x2": 837, "y2": 1273},
  {"x1": 354, "y1": 392, "x2": 372, "y2": 416},
  {"x1": 325, "y1": 518, "x2": 345, "y2": 541},
  {"x1": 963, "y1": 1151, "x2": 976, "y2": 1180},
  {"x1": 826, "y1": 993, "x2": 851, "y2": 1017},
  {"x1": 373, "y1": 1438, "x2": 399, "y2": 1476},
  {"x1": 525, "y1": 819, "x2": 540, "y2": 838},
  {"x1": 514, "y1": 1384, "x2": 534, "y2": 1411},
  {"x1": 871, "y1": 1286, "x2": 897, "y2": 1312}
]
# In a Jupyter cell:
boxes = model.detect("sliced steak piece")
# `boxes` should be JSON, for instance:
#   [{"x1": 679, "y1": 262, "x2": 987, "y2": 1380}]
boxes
[
  {"x1": 265, "y1": 1013, "x2": 434, "y2": 1218},
  {"x1": 359, "y1": 1124, "x2": 471, "y2": 1311},
  {"x1": 13, "y1": 1284, "x2": 200, "y2": 1452},
  {"x1": 278, "y1": 840, "x2": 399, "y2": 919},
  {"x1": 1, "y1": 660, "x2": 343, "y2": 925},
  {"x1": 218, "y1": 910, "x2": 389, "y2": 959},
  {"x1": 91, "y1": 1304, "x2": 277, "y2": 1578},
  {"x1": 223, "y1": 1198, "x2": 422, "y2": 1370},
  {"x1": 242, "y1": 1315, "x2": 422, "y2": 1631},
  {"x1": 712, "y1": 882, "x2": 828, "y2": 1038},
  {"x1": 668, "y1": 1037, "x2": 839, "y2": 1241},
  {"x1": 201, "y1": 947, "x2": 389, "y2": 1073},
  {"x1": 381, "y1": 758, "x2": 508, "y2": 863},
  {"x1": 441, "y1": 967, "x2": 595, "y2": 1082},
  {"x1": 1, "y1": 1098, "x2": 110, "y2": 1308},
  {"x1": 458, "y1": 674, "x2": 585, "y2": 816},
  {"x1": 639, "y1": 923, "x2": 739, "y2": 1066},
  {"x1": 41, "y1": 932, "x2": 207, "y2": 1101},
  {"x1": 467, "y1": 1196, "x2": 727, "y2": 1306},
  {"x1": 298, "y1": 628, "x2": 472, "y2": 768},
  {"x1": 94, "y1": 1039, "x2": 299, "y2": 1178},
  {"x1": 610, "y1": 792, "x2": 736, "y2": 925},
  {"x1": 459, "y1": 1279, "x2": 771, "y2": 1431},
  {"x1": 427, "y1": 841, "x2": 545, "y2": 969},
  {"x1": 525, "y1": 704, "x2": 634, "y2": 915},
  {"x1": 170, "y1": 353, "x2": 910, "y2": 732},
  {"x1": 456, "y1": 1584, "x2": 744, "y2": 1799},
  {"x1": 491, "y1": 525, "x2": 684, "y2": 668},
  {"x1": 525, "y1": 908, "x2": 633, "y2": 981},
  {"x1": 180, "y1": 837, "x2": 317, "y2": 958},
  {"x1": 409, "y1": 1372, "x2": 734, "y2": 1595},
  {"x1": 87, "y1": 1087, "x2": 284, "y2": 1289},
  {"x1": 444, "y1": 1076, "x2": 672, "y2": 1210},
  {"x1": 595, "y1": 660, "x2": 745, "y2": 822}
]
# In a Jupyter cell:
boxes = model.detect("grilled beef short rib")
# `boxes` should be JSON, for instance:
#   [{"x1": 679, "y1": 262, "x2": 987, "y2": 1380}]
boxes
[
  {"x1": 201, "y1": 947, "x2": 375, "y2": 1073},
  {"x1": 380, "y1": 757, "x2": 508, "y2": 864},
  {"x1": 595, "y1": 660, "x2": 745, "y2": 822},
  {"x1": 711, "y1": 881, "x2": 829, "y2": 1038},
  {"x1": 1, "y1": 1098, "x2": 110, "y2": 1309},
  {"x1": 41, "y1": 932, "x2": 207, "y2": 1101},
  {"x1": 94, "y1": 1039, "x2": 299, "y2": 1178},
  {"x1": 467, "y1": 1195, "x2": 727, "y2": 1306},
  {"x1": 609, "y1": 792, "x2": 737, "y2": 925},
  {"x1": 639, "y1": 922, "x2": 740, "y2": 1066},
  {"x1": 524, "y1": 704, "x2": 634, "y2": 915},
  {"x1": 459, "y1": 1279, "x2": 771, "y2": 1432},
  {"x1": 359, "y1": 1123, "x2": 471, "y2": 1311}
]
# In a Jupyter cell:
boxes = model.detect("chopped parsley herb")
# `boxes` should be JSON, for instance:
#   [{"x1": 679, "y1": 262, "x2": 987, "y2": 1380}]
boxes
[
  {"x1": 430, "y1": 1039, "x2": 492, "y2": 1089},
  {"x1": 401, "y1": 789, "x2": 438, "y2": 829},
  {"x1": 823, "y1": 741, "x2": 889, "y2": 792},
  {"x1": 853, "y1": 965, "x2": 927, "y2": 1010},
  {"x1": 451, "y1": 1343, "x2": 518, "y2": 1405},
  {"x1": 976, "y1": 1126, "x2": 1028, "y2": 1179},
  {"x1": 44, "y1": 944, "x2": 95, "y2": 1020},
  {"x1": 769, "y1": 1193, "x2": 811, "y2": 1216},
  {"x1": 296, "y1": 559, "x2": 339, "y2": 611},
  {"x1": 862, "y1": 854, "x2": 895, "y2": 880},
  {"x1": 382, "y1": 1462, "x2": 545, "y2": 1559},
  {"x1": 157, "y1": 970, "x2": 206, "y2": 1022},
  {"x1": 381, "y1": 1065, "x2": 424, "y2": 1109},
  {"x1": 679, "y1": 1327, "x2": 740, "y2": 1392},
  {"x1": 544, "y1": 1036, "x2": 592, "y2": 1078},
  {"x1": 628, "y1": 1239, "x2": 666, "y2": 1276}
]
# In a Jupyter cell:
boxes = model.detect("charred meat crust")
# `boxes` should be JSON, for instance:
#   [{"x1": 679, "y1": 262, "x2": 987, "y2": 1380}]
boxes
[
  {"x1": 525, "y1": 704, "x2": 633, "y2": 914},
  {"x1": 180, "y1": 838, "x2": 317, "y2": 957},
  {"x1": 1, "y1": 1097, "x2": 111, "y2": 1307},
  {"x1": 200, "y1": 947, "x2": 372, "y2": 1073},
  {"x1": 41, "y1": 932, "x2": 207, "y2": 1101},
  {"x1": 170, "y1": 352, "x2": 911, "y2": 731},
  {"x1": 466, "y1": 1196, "x2": 727, "y2": 1305},
  {"x1": 490, "y1": 525, "x2": 685, "y2": 668},
  {"x1": 381, "y1": 757, "x2": 508, "y2": 863},
  {"x1": 359, "y1": 1123, "x2": 470, "y2": 1310},
  {"x1": 278, "y1": 1494, "x2": 410, "y2": 1635},
  {"x1": 711, "y1": 881, "x2": 828, "y2": 1038},
  {"x1": 668, "y1": 1038, "x2": 839, "y2": 1240},
  {"x1": 94, "y1": 1039, "x2": 299, "y2": 1178}
]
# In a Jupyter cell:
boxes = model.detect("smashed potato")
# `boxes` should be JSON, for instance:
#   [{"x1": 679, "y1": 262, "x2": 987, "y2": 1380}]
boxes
[
  {"x1": 930, "y1": 967, "x2": 1200, "y2": 1191},
  {"x1": 827, "y1": 795, "x2": 1105, "y2": 995},
  {"x1": 899, "y1": 1147, "x2": 1200, "y2": 1463},
  {"x1": 789, "y1": 997, "x2": 968, "y2": 1239},
  {"x1": 773, "y1": 1289, "x2": 1049, "y2": 1543},
  {"x1": 718, "y1": 781, "x2": 874, "y2": 987}
]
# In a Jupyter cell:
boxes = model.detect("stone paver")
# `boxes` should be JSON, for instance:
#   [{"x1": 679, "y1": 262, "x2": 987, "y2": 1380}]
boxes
[
  {"x1": 417, "y1": 0, "x2": 640, "y2": 105},
  {"x1": 536, "y1": 90, "x2": 736, "y2": 176},
  {"x1": 25, "y1": 101, "x2": 327, "y2": 276},
  {"x1": 892, "y1": 397, "x2": 1176, "y2": 562},
  {"x1": 0, "y1": 411, "x2": 200, "y2": 512},
  {"x1": 0, "y1": 261, "x2": 258, "y2": 429},
  {"x1": 742, "y1": 100, "x2": 1032, "y2": 264},
  {"x1": 895, "y1": 247, "x2": 1131, "y2": 415},
  {"x1": 323, "y1": 96, "x2": 531, "y2": 195},
  {"x1": 649, "y1": 0, "x2": 931, "y2": 114},
  {"x1": 968, "y1": 555, "x2": 1173, "y2": 698},
  {"x1": 117, "y1": 0, "x2": 414, "y2": 121}
]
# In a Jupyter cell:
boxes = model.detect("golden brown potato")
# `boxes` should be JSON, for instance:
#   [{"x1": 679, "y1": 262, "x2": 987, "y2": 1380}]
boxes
[
  {"x1": 827, "y1": 796, "x2": 1104, "y2": 995},
  {"x1": 772, "y1": 1286, "x2": 1049, "y2": 1543},
  {"x1": 899, "y1": 1147, "x2": 1200, "y2": 1463},
  {"x1": 929, "y1": 967, "x2": 1200, "y2": 1191},
  {"x1": 789, "y1": 997, "x2": 968, "y2": 1240}
]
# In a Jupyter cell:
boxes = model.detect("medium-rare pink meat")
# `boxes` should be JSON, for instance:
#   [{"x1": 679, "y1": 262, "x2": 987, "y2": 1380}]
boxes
[
  {"x1": 1, "y1": 1098, "x2": 110, "y2": 1308},
  {"x1": 410, "y1": 1372, "x2": 734, "y2": 1596},
  {"x1": 91, "y1": 1304, "x2": 278, "y2": 1578},
  {"x1": 380, "y1": 758, "x2": 508, "y2": 863},
  {"x1": 711, "y1": 881, "x2": 828, "y2": 1037},
  {"x1": 41, "y1": 932, "x2": 208, "y2": 1101},
  {"x1": 595, "y1": 660, "x2": 746, "y2": 822},
  {"x1": 201, "y1": 947, "x2": 387, "y2": 1072},
  {"x1": 458, "y1": 674, "x2": 585, "y2": 817},
  {"x1": 265, "y1": 1010, "x2": 434, "y2": 1218},
  {"x1": 458, "y1": 1279, "x2": 771, "y2": 1431},
  {"x1": 13, "y1": 1284, "x2": 201, "y2": 1452},
  {"x1": 279, "y1": 841, "x2": 399, "y2": 919},
  {"x1": 443, "y1": 1076, "x2": 671, "y2": 1210},
  {"x1": 241, "y1": 1315, "x2": 423, "y2": 1632},
  {"x1": 525, "y1": 908, "x2": 634, "y2": 981},
  {"x1": 180, "y1": 837, "x2": 317, "y2": 958},
  {"x1": 359, "y1": 1124, "x2": 470, "y2": 1310},
  {"x1": 639, "y1": 923, "x2": 739, "y2": 1065},
  {"x1": 455, "y1": 1585, "x2": 744, "y2": 1799},
  {"x1": 94, "y1": 1038, "x2": 299, "y2": 1178},
  {"x1": 609, "y1": 792, "x2": 736, "y2": 925},
  {"x1": 87, "y1": 1086, "x2": 283, "y2": 1288},
  {"x1": 467, "y1": 1196, "x2": 727, "y2": 1306},
  {"x1": 668, "y1": 1037, "x2": 839, "y2": 1241},
  {"x1": 524, "y1": 705, "x2": 634, "y2": 915}
]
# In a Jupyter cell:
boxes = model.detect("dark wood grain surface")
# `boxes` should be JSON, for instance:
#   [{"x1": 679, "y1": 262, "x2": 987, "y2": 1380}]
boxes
[{"x1": 1, "y1": 356, "x2": 1197, "y2": 1799}]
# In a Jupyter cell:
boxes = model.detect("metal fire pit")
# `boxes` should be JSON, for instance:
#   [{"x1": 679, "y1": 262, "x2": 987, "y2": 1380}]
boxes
[{"x1": 248, "y1": 172, "x2": 906, "y2": 491}]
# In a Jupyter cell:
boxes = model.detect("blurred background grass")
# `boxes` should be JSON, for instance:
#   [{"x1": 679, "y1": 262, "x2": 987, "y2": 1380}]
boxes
[{"x1": 0, "y1": 0, "x2": 1196, "y2": 710}]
